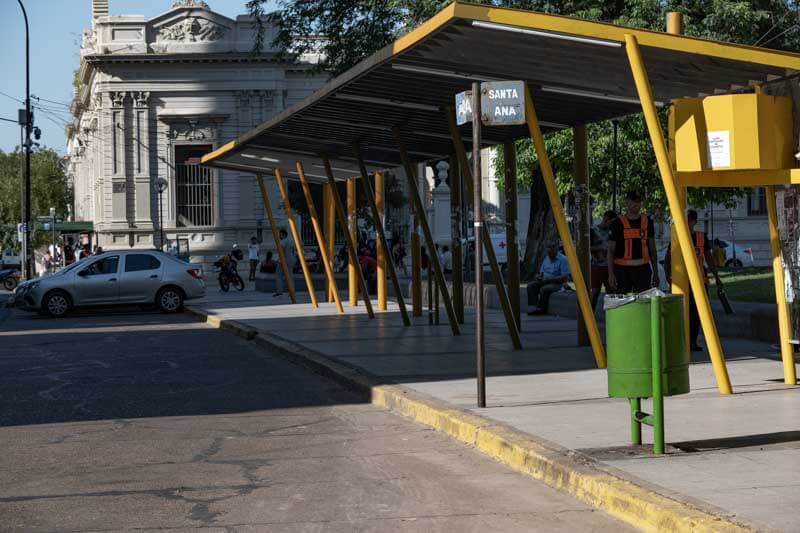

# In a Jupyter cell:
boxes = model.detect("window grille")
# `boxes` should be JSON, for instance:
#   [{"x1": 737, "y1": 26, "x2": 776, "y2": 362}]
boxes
[{"x1": 175, "y1": 162, "x2": 214, "y2": 227}]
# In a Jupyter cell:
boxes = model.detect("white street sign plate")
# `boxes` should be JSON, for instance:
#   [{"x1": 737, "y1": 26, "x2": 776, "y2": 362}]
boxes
[
  {"x1": 481, "y1": 81, "x2": 526, "y2": 126},
  {"x1": 455, "y1": 91, "x2": 472, "y2": 126}
]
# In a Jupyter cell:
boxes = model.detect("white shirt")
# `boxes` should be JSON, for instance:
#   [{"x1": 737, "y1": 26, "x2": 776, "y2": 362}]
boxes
[{"x1": 248, "y1": 243, "x2": 259, "y2": 260}]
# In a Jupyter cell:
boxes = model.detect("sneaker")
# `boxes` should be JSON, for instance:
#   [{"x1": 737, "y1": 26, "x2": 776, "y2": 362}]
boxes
[{"x1": 272, "y1": 292, "x2": 282, "y2": 297}]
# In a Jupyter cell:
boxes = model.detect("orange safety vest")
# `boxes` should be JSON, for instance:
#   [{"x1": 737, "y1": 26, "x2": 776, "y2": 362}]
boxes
[
  {"x1": 614, "y1": 215, "x2": 650, "y2": 266},
  {"x1": 693, "y1": 231, "x2": 709, "y2": 284}
]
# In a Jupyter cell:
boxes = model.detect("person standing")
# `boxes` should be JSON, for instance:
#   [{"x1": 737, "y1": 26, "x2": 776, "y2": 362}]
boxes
[
  {"x1": 247, "y1": 237, "x2": 259, "y2": 282},
  {"x1": 527, "y1": 242, "x2": 570, "y2": 315},
  {"x1": 664, "y1": 210, "x2": 722, "y2": 351},
  {"x1": 63, "y1": 238, "x2": 76, "y2": 266},
  {"x1": 590, "y1": 210, "x2": 616, "y2": 310},
  {"x1": 607, "y1": 191, "x2": 659, "y2": 294},
  {"x1": 273, "y1": 229, "x2": 290, "y2": 297}
]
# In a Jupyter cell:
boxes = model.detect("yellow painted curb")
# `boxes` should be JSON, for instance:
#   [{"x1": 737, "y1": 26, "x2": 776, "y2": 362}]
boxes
[{"x1": 186, "y1": 306, "x2": 752, "y2": 533}]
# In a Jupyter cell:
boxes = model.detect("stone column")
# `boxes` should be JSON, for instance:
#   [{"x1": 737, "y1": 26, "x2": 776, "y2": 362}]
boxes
[
  {"x1": 133, "y1": 92, "x2": 152, "y2": 241},
  {"x1": 109, "y1": 91, "x2": 128, "y2": 228},
  {"x1": 432, "y1": 161, "x2": 452, "y2": 245}
]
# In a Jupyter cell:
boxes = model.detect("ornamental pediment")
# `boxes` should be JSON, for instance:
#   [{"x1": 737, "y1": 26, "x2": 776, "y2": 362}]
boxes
[{"x1": 155, "y1": 15, "x2": 227, "y2": 43}]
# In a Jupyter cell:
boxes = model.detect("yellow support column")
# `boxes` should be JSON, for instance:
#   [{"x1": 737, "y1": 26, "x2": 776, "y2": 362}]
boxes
[
  {"x1": 257, "y1": 175, "x2": 296, "y2": 304},
  {"x1": 375, "y1": 172, "x2": 388, "y2": 310},
  {"x1": 322, "y1": 159, "x2": 374, "y2": 318},
  {"x1": 297, "y1": 162, "x2": 344, "y2": 313},
  {"x1": 524, "y1": 86, "x2": 606, "y2": 369},
  {"x1": 347, "y1": 177, "x2": 358, "y2": 307},
  {"x1": 274, "y1": 169, "x2": 318, "y2": 308},
  {"x1": 625, "y1": 34, "x2": 732, "y2": 394},
  {"x1": 323, "y1": 183, "x2": 336, "y2": 303},
  {"x1": 767, "y1": 185, "x2": 797, "y2": 384}
]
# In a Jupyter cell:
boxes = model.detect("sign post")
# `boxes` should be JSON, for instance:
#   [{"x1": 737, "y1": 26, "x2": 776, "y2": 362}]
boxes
[{"x1": 456, "y1": 81, "x2": 526, "y2": 408}]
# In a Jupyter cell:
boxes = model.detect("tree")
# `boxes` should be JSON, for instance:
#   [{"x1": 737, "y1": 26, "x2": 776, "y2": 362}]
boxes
[
  {"x1": 0, "y1": 147, "x2": 73, "y2": 251},
  {"x1": 249, "y1": 0, "x2": 800, "y2": 273}
]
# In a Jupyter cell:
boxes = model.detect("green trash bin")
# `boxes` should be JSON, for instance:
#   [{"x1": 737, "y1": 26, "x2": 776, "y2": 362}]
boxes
[{"x1": 607, "y1": 293, "x2": 690, "y2": 398}]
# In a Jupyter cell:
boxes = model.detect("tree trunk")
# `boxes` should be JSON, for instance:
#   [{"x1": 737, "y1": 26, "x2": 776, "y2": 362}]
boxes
[{"x1": 521, "y1": 169, "x2": 557, "y2": 280}]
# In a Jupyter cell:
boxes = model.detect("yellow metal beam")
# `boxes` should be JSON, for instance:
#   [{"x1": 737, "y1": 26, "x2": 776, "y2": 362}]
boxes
[
  {"x1": 523, "y1": 86, "x2": 606, "y2": 369},
  {"x1": 676, "y1": 168, "x2": 800, "y2": 187},
  {"x1": 626, "y1": 33, "x2": 732, "y2": 395},
  {"x1": 257, "y1": 175, "x2": 297, "y2": 304},
  {"x1": 274, "y1": 168, "x2": 318, "y2": 308},
  {"x1": 375, "y1": 172, "x2": 388, "y2": 311},
  {"x1": 455, "y1": 3, "x2": 800, "y2": 71},
  {"x1": 347, "y1": 177, "x2": 358, "y2": 307},
  {"x1": 297, "y1": 162, "x2": 343, "y2": 313},
  {"x1": 766, "y1": 185, "x2": 798, "y2": 385},
  {"x1": 200, "y1": 140, "x2": 236, "y2": 164},
  {"x1": 322, "y1": 157, "x2": 375, "y2": 318},
  {"x1": 354, "y1": 145, "x2": 411, "y2": 326}
]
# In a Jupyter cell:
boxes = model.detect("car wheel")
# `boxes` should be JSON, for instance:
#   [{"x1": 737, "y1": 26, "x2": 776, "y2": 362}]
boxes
[
  {"x1": 3, "y1": 277, "x2": 17, "y2": 291},
  {"x1": 157, "y1": 287, "x2": 184, "y2": 313},
  {"x1": 43, "y1": 291, "x2": 71, "y2": 318}
]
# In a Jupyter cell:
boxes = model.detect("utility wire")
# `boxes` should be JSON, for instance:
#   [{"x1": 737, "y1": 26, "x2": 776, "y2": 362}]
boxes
[
  {"x1": 0, "y1": 90, "x2": 24, "y2": 104},
  {"x1": 31, "y1": 95, "x2": 71, "y2": 108}
]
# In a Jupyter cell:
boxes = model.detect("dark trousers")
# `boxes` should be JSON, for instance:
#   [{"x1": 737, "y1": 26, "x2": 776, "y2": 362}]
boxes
[
  {"x1": 527, "y1": 281, "x2": 562, "y2": 311},
  {"x1": 615, "y1": 264, "x2": 653, "y2": 294},
  {"x1": 249, "y1": 259, "x2": 258, "y2": 280},
  {"x1": 688, "y1": 285, "x2": 708, "y2": 347}
]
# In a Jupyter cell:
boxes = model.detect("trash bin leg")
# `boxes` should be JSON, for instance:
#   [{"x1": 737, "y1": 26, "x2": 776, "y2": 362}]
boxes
[
  {"x1": 651, "y1": 296, "x2": 665, "y2": 455},
  {"x1": 629, "y1": 398, "x2": 642, "y2": 445}
]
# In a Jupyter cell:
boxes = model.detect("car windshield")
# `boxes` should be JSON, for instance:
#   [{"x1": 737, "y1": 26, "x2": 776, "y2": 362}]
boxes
[{"x1": 55, "y1": 256, "x2": 92, "y2": 274}]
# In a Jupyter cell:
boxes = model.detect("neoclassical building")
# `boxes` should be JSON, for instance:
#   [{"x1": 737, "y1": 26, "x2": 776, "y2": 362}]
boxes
[{"x1": 66, "y1": 0, "x2": 326, "y2": 262}]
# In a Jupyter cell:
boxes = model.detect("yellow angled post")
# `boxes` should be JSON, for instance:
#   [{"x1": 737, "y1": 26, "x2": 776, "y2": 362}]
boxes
[
  {"x1": 375, "y1": 172, "x2": 388, "y2": 311},
  {"x1": 625, "y1": 33, "x2": 732, "y2": 394},
  {"x1": 297, "y1": 162, "x2": 344, "y2": 313},
  {"x1": 524, "y1": 85, "x2": 606, "y2": 369},
  {"x1": 347, "y1": 177, "x2": 358, "y2": 307},
  {"x1": 766, "y1": 185, "x2": 797, "y2": 384},
  {"x1": 274, "y1": 169, "x2": 318, "y2": 308},
  {"x1": 257, "y1": 175, "x2": 296, "y2": 304}
]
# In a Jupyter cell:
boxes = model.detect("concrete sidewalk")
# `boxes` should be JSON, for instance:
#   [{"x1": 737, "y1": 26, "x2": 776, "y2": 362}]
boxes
[{"x1": 191, "y1": 289, "x2": 799, "y2": 532}]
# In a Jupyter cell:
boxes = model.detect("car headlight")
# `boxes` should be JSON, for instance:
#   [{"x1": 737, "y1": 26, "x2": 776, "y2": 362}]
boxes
[{"x1": 26, "y1": 281, "x2": 40, "y2": 291}]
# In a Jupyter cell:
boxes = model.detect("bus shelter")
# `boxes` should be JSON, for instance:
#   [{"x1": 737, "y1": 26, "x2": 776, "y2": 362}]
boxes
[{"x1": 202, "y1": 2, "x2": 800, "y2": 395}]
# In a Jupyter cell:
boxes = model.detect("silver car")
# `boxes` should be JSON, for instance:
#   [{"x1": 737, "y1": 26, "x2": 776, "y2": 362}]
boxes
[{"x1": 13, "y1": 250, "x2": 205, "y2": 317}]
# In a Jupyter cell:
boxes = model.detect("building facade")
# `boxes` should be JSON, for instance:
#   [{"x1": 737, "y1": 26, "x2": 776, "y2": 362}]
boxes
[{"x1": 67, "y1": 0, "x2": 326, "y2": 263}]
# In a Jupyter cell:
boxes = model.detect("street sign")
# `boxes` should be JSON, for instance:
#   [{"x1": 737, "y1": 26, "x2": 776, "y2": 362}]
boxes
[
  {"x1": 481, "y1": 81, "x2": 526, "y2": 126},
  {"x1": 455, "y1": 81, "x2": 526, "y2": 127},
  {"x1": 17, "y1": 223, "x2": 25, "y2": 242},
  {"x1": 455, "y1": 90, "x2": 472, "y2": 126}
]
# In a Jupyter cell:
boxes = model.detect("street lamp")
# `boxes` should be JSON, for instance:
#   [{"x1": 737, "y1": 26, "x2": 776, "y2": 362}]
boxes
[
  {"x1": 155, "y1": 177, "x2": 168, "y2": 251},
  {"x1": 17, "y1": 0, "x2": 32, "y2": 279}
]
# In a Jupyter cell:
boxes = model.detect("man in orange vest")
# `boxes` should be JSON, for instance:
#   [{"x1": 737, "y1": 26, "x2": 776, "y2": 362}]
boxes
[
  {"x1": 665, "y1": 209, "x2": 722, "y2": 351},
  {"x1": 607, "y1": 190, "x2": 659, "y2": 294}
]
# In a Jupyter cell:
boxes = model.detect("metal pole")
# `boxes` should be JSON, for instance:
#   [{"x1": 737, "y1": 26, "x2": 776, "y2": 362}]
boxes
[
  {"x1": 18, "y1": 0, "x2": 32, "y2": 279},
  {"x1": 651, "y1": 295, "x2": 665, "y2": 455},
  {"x1": 51, "y1": 209, "x2": 56, "y2": 270},
  {"x1": 625, "y1": 33, "x2": 732, "y2": 394},
  {"x1": 19, "y1": 123, "x2": 26, "y2": 278},
  {"x1": 473, "y1": 82, "x2": 485, "y2": 408},
  {"x1": 574, "y1": 125, "x2": 591, "y2": 347},
  {"x1": 504, "y1": 141, "x2": 520, "y2": 331},
  {"x1": 159, "y1": 191, "x2": 164, "y2": 250},
  {"x1": 612, "y1": 119, "x2": 619, "y2": 213}
]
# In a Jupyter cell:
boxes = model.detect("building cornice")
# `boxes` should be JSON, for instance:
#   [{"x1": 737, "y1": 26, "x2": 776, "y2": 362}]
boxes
[{"x1": 82, "y1": 52, "x2": 294, "y2": 65}]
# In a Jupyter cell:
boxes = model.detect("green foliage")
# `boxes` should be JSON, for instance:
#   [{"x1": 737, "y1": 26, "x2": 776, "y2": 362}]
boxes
[{"x1": 0, "y1": 148, "x2": 73, "y2": 250}]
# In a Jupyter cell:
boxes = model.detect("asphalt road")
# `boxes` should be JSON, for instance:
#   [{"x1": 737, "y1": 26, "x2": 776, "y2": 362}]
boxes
[{"x1": 0, "y1": 306, "x2": 630, "y2": 532}]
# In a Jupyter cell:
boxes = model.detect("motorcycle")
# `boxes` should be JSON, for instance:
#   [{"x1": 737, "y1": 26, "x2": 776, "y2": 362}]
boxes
[
  {"x1": 213, "y1": 257, "x2": 245, "y2": 292},
  {"x1": 0, "y1": 269, "x2": 19, "y2": 291}
]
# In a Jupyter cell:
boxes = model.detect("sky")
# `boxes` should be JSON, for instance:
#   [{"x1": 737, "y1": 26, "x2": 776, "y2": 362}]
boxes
[{"x1": 0, "y1": 0, "x2": 277, "y2": 156}]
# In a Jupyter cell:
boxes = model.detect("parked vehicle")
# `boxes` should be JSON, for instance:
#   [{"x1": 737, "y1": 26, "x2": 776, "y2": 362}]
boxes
[
  {"x1": 0, "y1": 269, "x2": 20, "y2": 291},
  {"x1": 716, "y1": 240, "x2": 755, "y2": 268},
  {"x1": 0, "y1": 249, "x2": 21, "y2": 270},
  {"x1": 12, "y1": 250, "x2": 205, "y2": 318}
]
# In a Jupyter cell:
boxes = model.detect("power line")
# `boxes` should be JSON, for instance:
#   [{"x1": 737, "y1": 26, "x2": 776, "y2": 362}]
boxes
[
  {"x1": 31, "y1": 95, "x2": 71, "y2": 108},
  {"x1": 0, "y1": 90, "x2": 24, "y2": 104}
]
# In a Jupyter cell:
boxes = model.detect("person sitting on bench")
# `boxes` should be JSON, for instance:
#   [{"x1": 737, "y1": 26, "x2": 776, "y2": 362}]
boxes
[{"x1": 527, "y1": 242, "x2": 570, "y2": 316}]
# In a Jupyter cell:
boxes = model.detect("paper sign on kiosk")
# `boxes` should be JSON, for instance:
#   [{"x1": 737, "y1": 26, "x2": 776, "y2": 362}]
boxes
[{"x1": 707, "y1": 130, "x2": 731, "y2": 168}]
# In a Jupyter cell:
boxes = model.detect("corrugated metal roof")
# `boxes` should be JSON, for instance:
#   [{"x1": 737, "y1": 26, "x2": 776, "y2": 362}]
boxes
[{"x1": 202, "y1": 1, "x2": 800, "y2": 181}]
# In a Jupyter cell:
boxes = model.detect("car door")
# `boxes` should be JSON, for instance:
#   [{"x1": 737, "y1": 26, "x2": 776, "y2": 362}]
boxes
[
  {"x1": 74, "y1": 255, "x2": 120, "y2": 305},
  {"x1": 119, "y1": 253, "x2": 164, "y2": 303}
]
